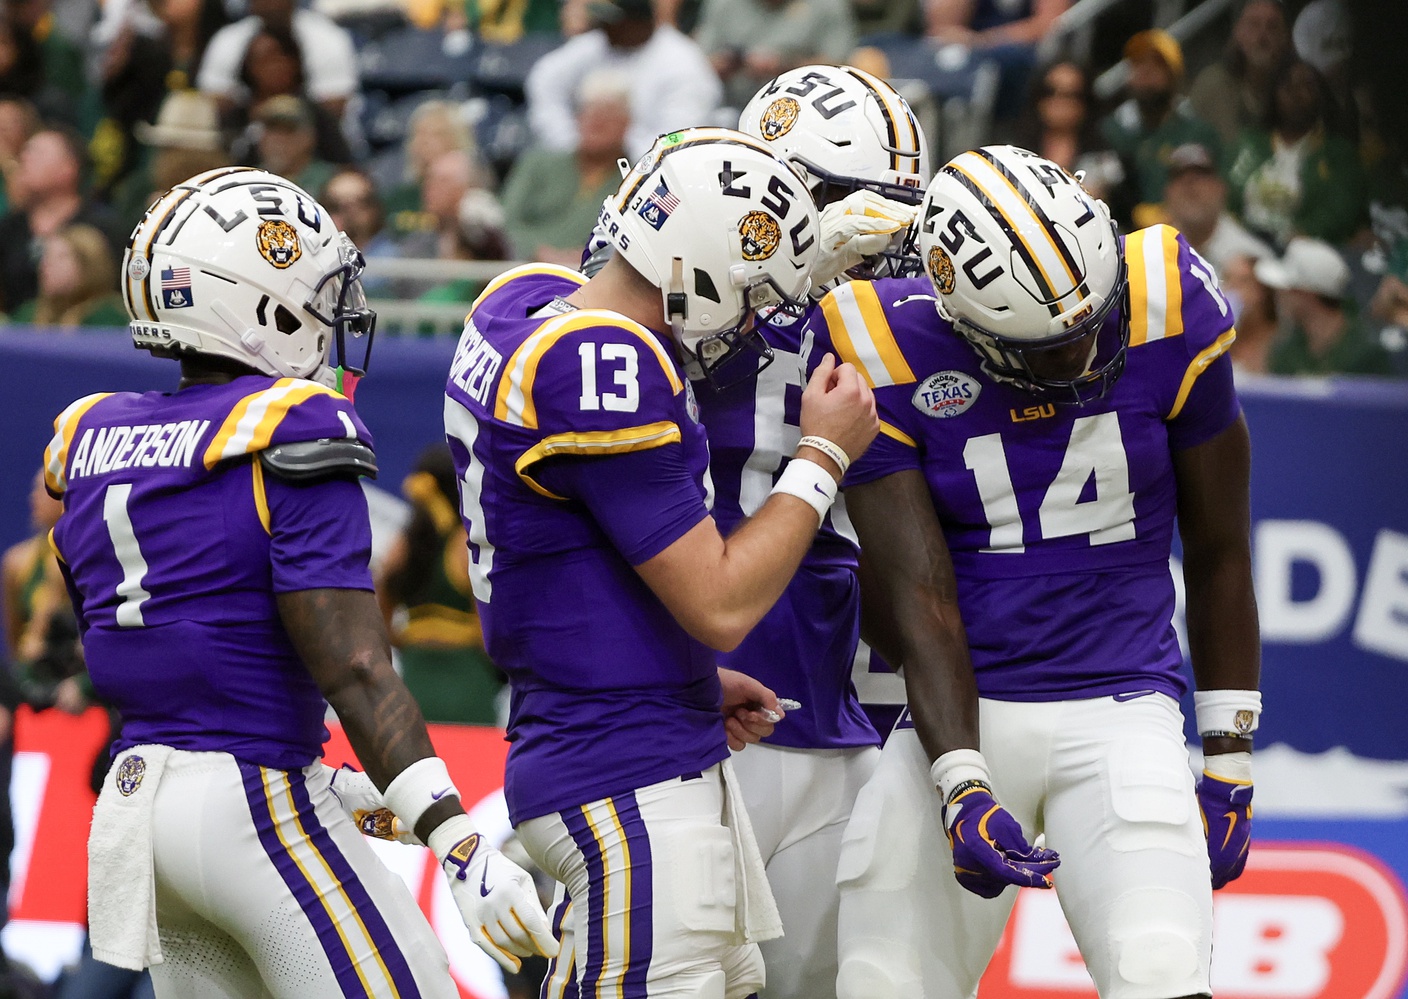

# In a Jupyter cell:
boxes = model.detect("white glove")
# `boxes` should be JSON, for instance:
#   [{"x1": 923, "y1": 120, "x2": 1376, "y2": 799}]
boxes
[
  {"x1": 428, "y1": 815, "x2": 559, "y2": 973},
  {"x1": 323, "y1": 765, "x2": 420, "y2": 846},
  {"x1": 813, "y1": 190, "x2": 919, "y2": 286}
]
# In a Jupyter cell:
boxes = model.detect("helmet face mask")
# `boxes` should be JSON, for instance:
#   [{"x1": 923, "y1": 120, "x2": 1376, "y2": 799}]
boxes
[
  {"x1": 919, "y1": 145, "x2": 1130, "y2": 405},
  {"x1": 305, "y1": 232, "x2": 377, "y2": 386},
  {"x1": 950, "y1": 250, "x2": 1130, "y2": 405}
]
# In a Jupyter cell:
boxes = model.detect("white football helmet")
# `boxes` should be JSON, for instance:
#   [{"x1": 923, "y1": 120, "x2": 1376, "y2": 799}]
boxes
[
  {"x1": 741, "y1": 65, "x2": 929, "y2": 208},
  {"x1": 123, "y1": 167, "x2": 375, "y2": 392},
  {"x1": 597, "y1": 127, "x2": 819, "y2": 387},
  {"x1": 918, "y1": 145, "x2": 1128, "y2": 404}
]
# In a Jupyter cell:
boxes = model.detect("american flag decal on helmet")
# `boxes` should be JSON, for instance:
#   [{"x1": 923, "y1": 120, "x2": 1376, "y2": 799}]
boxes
[
  {"x1": 161, "y1": 267, "x2": 194, "y2": 309},
  {"x1": 637, "y1": 180, "x2": 680, "y2": 231}
]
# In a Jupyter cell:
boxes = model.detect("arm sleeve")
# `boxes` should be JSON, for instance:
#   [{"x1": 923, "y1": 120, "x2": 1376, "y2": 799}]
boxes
[
  {"x1": 265, "y1": 475, "x2": 375, "y2": 593},
  {"x1": 534, "y1": 446, "x2": 710, "y2": 565}
]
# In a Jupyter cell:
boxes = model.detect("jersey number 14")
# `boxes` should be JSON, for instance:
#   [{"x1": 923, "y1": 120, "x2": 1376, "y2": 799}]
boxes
[{"x1": 963, "y1": 411, "x2": 1136, "y2": 552}]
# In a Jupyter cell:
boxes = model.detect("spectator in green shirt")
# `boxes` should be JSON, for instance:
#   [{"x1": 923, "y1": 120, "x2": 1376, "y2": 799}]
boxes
[
  {"x1": 1224, "y1": 57, "x2": 1366, "y2": 249},
  {"x1": 1100, "y1": 29, "x2": 1221, "y2": 226},
  {"x1": 1256, "y1": 237, "x2": 1394, "y2": 376},
  {"x1": 501, "y1": 68, "x2": 631, "y2": 267},
  {"x1": 250, "y1": 95, "x2": 337, "y2": 197}
]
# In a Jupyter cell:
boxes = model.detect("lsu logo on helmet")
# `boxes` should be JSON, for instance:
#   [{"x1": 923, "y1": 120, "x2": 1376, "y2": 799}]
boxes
[
  {"x1": 759, "y1": 98, "x2": 801, "y2": 140},
  {"x1": 739, "y1": 210, "x2": 781, "y2": 261},
  {"x1": 927, "y1": 246, "x2": 956, "y2": 295},
  {"x1": 256, "y1": 219, "x2": 302, "y2": 269}
]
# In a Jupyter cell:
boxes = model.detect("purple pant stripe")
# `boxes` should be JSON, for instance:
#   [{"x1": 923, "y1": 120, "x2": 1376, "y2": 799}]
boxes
[
  {"x1": 562, "y1": 805, "x2": 608, "y2": 994},
  {"x1": 286, "y1": 769, "x2": 423, "y2": 999},
  {"x1": 237, "y1": 761, "x2": 367, "y2": 999},
  {"x1": 613, "y1": 791, "x2": 653, "y2": 998}
]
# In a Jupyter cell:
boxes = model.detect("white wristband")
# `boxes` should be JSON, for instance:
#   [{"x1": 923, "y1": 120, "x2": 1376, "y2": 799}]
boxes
[
  {"x1": 770, "y1": 457, "x2": 837, "y2": 526},
  {"x1": 929, "y1": 748, "x2": 992, "y2": 803},
  {"x1": 1194, "y1": 689, "x2": 1262, "y2": 739},
  {"x1": 1203, "y1": 751, "x2": 1252, "y2": 783},
  {"x1": 383, "y1": 757, "x2": 460, "y2": 833},
  {"x1": 425, "y1": 812, "x2": 480, "y2": 863},
  {"x1": 796, "y1": 435, "x2": 850, "y2": 477}
]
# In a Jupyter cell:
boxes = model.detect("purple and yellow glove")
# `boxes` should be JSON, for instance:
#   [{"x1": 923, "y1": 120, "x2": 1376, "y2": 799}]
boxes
[
  {"x1": 934, "y1": 750, "x2": 1059, "y2": 899},
  {"x1": 1198, "y1": 754, "x2": 1253, "y2": 889}
]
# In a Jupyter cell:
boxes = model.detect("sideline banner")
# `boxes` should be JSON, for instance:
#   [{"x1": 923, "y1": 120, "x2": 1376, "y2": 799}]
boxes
[{"x1": 8, "y1": 708, "x2": 1408, "y2": 998}]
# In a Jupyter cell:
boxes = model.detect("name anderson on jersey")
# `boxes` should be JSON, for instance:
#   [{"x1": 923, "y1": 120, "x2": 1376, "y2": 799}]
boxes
[{"x1": 67, "y1": 419, "x2": 211, "y2": 479}]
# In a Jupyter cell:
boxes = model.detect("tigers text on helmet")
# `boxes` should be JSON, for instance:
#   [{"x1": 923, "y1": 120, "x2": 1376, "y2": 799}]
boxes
[
  {"x1": 596, "y1": 127, "x2": 819, "y2": 388},
  {"x1": 917, "y1": 145, "x2": 1128, "y2": 405},
  {"x1": 123, "y1": 167, "x2": 375, "y2": 394}
]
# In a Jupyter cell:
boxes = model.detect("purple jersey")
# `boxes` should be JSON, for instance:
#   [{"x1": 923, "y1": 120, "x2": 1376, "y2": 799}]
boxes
[
  {"x1": 805, "y1": 225, "x2": 1240, "y2": 702},
  {"x1": 699, "y1": 307, "x2": 878, "y2": 750},
  {"x1": 43, "y1": 376, "x2": 375, "y2": 769},
  {"x1": 443, "y1": 265, "x2": 725, "y2": 824}
]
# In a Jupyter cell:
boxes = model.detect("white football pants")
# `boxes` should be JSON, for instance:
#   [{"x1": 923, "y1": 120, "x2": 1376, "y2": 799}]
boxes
[
  {"x1": 140, "y1": 751, "x2": 456, "y2": 998},
  {"x1": 521, "y1": 763, "x2": 766, "y2": 999},
  {"x1": 729, "y1": 743, "x2": 880, "y2": 999},
  {"x1": 836, "y1": 694, "x2": 1212, "y2": 999}
]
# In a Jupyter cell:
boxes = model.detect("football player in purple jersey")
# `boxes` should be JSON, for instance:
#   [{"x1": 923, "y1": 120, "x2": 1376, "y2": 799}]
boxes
[
  {"x1": 443, "y1": 127, "x2": 879, "y2": 999},
  {"x1": 46, "y1": 167, "x2": 556, "y2": 996},
  {"x1": 806, "y1": 146, "x2": 1261, "y2": 999}
]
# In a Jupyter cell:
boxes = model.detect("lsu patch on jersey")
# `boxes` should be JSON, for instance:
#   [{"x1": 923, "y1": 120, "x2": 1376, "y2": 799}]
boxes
[
  {"x1": 443, "y1": 265, "x2": 727, "y2": 824},
  {"x1": 698, "y1": 308, "x2": 877, "y2": 750},
  {"x1": 45, "y1": 377, "x2": 375, "y2": 768},
  {"x1": 806, "y1": 225, "x2": 1240, "y2": 701}
]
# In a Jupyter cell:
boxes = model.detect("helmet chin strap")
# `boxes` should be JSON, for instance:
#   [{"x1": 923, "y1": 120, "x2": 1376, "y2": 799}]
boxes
[{"x1": 667, "y1": 255, "x2": 708, "y2": 380}]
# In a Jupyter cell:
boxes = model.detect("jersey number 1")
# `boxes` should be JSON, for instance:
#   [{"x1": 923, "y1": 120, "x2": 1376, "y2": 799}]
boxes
[
  {"x1": 962, "y1": 411, "x2": 1136, "y2": 552},
  {"x1": 102, "y1": 483, "x2": 152, "y2": 627}
]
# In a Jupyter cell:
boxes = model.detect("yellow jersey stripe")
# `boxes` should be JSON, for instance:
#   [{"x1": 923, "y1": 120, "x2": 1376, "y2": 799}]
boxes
[
  {"x1": 251, "y1": 460, "x2": 271, "y2": 535},
  {"x1": 259, "y1": 770, "x2": 391, "y2": 999},
  {"x1": 820, "y1": 283, "x2": 915, "y2": 388},
  {"x1": 203, "y1": 380, "x2": 341, "y2": 469},
  {"x1": 44, "y1": 392, "x2": 114, "y2": 495},
  {"x1": 1128, "y1": 226, "x2": 1184, "y2": 346},
  {"x1": 1167, "y1": 328, "x2": 1237, "y2": 421},
  {"x1": 515, "y1": 422, "x2": 683, "y2": 499},
  {"x1": 879, "y1": 420, "x2": 917, "y2": 448},
  {"x1": 47, "y1": 527, "x2": 65, "y2": 565},
  {"x1": 468, "y1": 263, "x2": 586, "y2": 319},
  {"x1": 494, "y1": 311, "x2": 682, "y2": 428},
  {"x1": 954, "y1": 154, "x2": 1079, "y2": 298}
]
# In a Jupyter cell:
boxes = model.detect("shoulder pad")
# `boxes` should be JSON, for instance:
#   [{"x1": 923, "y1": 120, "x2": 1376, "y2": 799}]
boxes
[{"x1": 258, "y1": 439, "x2": 378, "y2": 483}]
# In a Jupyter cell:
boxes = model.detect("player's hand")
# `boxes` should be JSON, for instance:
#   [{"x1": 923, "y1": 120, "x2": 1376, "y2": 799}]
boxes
[
  {"x1": 430, "y1": 816, "x2": 559, "y2": 973},
  {"x1": 941, "y1": 785, "x2": 1060, "y2": 898},
  {"x1": 1198, "y1": 761, "x2": 1253, "y2": 889},
  {"x1": 324, "y1": 764, "x2": 420, "y2": 846},
  {"x1": 718, "y1": 667, "x2": 780, "y2": 750},
  {"x1": 813, "y1": 191, "x2": 918, "y2": 286},
  {"x1": 799, "y1": 353, "x2": 879, "y2": 478}
]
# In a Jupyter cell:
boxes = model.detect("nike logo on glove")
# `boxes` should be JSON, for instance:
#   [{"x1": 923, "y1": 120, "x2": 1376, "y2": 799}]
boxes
[{"x1": 480, "y1": 868, "x2": 492, "y2": 897}]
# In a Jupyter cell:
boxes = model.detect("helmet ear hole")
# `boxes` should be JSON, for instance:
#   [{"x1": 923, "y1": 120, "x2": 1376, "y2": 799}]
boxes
[{"x1": 274, "y1": 305, "x2": 302, "y2": 334}]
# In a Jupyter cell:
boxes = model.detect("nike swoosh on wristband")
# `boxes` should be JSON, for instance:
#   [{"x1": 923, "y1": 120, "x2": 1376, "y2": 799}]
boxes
[
  {"x1": 813, "y1": 483, "x2": 829, "y2": 496},
  {"x1": 430, "y1": 787, "x2": 453, "y2": 800},
  {"x1": 1112, "y1": 690, "x2": 1156, "y2": 702}
]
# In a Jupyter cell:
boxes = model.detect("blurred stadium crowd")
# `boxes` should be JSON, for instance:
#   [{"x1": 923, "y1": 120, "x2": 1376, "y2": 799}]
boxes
[{"x1": 0, "y1": 0, "x2": 1403, "y2": 373}]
